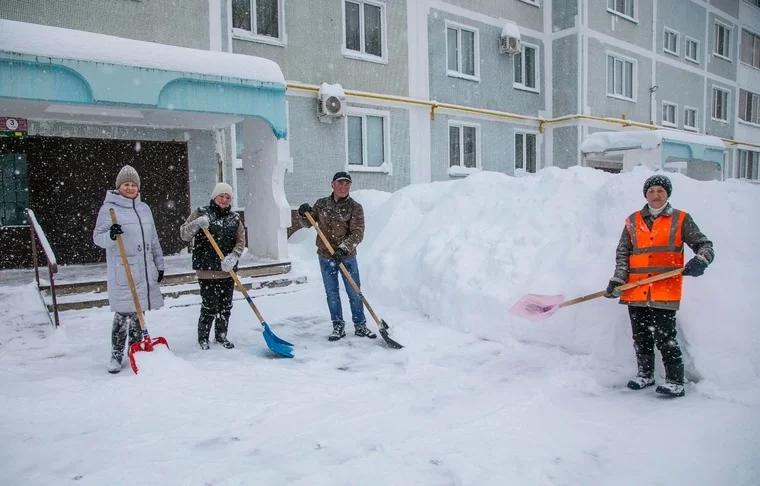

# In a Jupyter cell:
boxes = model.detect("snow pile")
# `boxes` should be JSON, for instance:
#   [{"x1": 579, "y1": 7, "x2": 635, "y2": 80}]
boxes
[{"x1": 344, "y1": 166, "x2": 759, "y2": 389}]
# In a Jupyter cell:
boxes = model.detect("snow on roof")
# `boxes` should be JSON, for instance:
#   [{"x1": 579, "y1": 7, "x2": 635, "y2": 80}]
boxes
[
  {"x1": 580, "y1": 129, "x2": 726, "y2": 154},
  {"x1": 501, "y1": 22, "x2": 521, "y2": 40},
  {"x1": 0, "y1": 19, "x2": 285, "y2": 85}
]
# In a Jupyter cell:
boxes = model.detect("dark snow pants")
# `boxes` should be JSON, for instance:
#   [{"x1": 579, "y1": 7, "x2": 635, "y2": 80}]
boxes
[
  {"x1": 111, "y1": 312, "x2": 142, "y2": 360},
  {"x1": 628, "y1": 306, "x2": 684, "y2": 384},
  {"x1": 198, "y1": 278, "x2": 235, "y2": 343}
]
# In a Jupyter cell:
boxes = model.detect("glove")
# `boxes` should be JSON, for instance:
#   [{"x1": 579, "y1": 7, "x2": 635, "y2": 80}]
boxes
[
  {"x1": 191, "y1": 215, "x2": 210, "y2": 231},
  {"x1": 604, "y1": 279, "x2": 622, "y2": 298},
  {"x1": 683, "y1": 256, "x2": 708, "y2": 277},
  {"x1": 331, "y1": 247, "x2": 347, "y2": 264},
  {"x1": 221, "y1": 253, "x2": 239, "y2": 273},
  {"x1": 109, "y1": 223, "x2": 124, "y2": 241},
  {"x1": 298, "y1": 203, "x2": 313, "y2": 217},
  {"x1": 157, "y1": 270, "x2": 164, "y2": 283}
]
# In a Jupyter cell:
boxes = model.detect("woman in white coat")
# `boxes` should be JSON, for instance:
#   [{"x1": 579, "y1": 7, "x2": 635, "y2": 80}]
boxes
[{"x1": 93, "y1": 165, "x2": 165, "y2": 374}]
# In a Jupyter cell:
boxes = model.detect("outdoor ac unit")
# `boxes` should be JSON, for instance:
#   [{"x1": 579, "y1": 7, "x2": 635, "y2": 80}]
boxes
[
  {"x1": 499, "y1": 34, "x2": 522, "y2": 55},
  {"x1": 317, "y1": 83, "x2": 347, "y2": 122}
]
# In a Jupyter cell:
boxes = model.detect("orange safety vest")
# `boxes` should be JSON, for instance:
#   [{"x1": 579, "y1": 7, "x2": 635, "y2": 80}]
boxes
[{"x1": 620, "y1": 209, "x2": 686, "y2": 304}]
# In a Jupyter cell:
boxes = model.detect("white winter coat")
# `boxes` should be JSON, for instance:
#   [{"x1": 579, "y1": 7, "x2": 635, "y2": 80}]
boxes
[{"x1": 93, "y1": 190, "x2": 165, "y2": 313}]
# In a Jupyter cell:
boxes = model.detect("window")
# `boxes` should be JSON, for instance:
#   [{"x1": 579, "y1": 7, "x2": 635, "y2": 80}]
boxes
[
  {"x1": 664, "y1": 28, "x2": 679, "y2": 55},
  {"x1": 714, "y1": 22, "x2": 731, "y2": 59},
  {"x1": 740, "y1": 29, "x2": 760, "y2": 69},
  {"x1": 514, "y1": 43, "x2": 538, "y2": 91},
  {"x1": 607, "y1": 0, "x2": 636, "y2": 20},
  {"x1": 344, "y1": 0, "x2": 386, "y2": 61},
  {"x1": 346, "y1": 109, "x2": 389, "y2": 170},
  {"x1": 446, "y1": 22, "x2": 479, "y2": 80},
  {"x1": 746, "y1": 0, "x2": 760, "y2": 8},
  {"x1": 662, "y1": 102, "x2": 677, "y2": 127},
  {"x1": 685, "y1": 37, "x2": 699, "y2": 63},
  {"x1": 739, "y1": 89, "x2": 760, "y2": 124},
  {"x1": 712, "y1": 87, "x2": 730, "y2": 121},
  {"x1": 684, "y1": 107, "x2": 698, "y2": 131},
  {"x1": 515, "y1": 131, "x2": 538, "y2": 173},
  {"x1": 449, "y1": 122, "x2": 479, "y2": 169},
  {"x1": 0, "y1": 153, "x2": 28, "y2": 226},
  {"x1": 607, "y1": 54, "x2": 635, "y2": 100},
  {"x1": 232, "y1": 0, "x2": 282, "y2": 41},
  {"x1": 737, "y1": 149, "x2": 759, "y2": 180}
]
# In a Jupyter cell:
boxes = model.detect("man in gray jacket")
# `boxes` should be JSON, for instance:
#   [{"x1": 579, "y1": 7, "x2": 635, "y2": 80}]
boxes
[{"x1": 93, "y1": 165, "x2": 164, "y2": 374}]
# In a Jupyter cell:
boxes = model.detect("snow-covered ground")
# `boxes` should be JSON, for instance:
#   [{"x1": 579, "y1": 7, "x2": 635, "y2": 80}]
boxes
[{"x1": 1, "y1": 167, "x2": 759, "y2": 485}]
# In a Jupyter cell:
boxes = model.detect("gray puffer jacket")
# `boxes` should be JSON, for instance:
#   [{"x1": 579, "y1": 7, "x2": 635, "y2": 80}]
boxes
[{"x1": 93, "y1": 190, "x2": 165, "y2": 313}]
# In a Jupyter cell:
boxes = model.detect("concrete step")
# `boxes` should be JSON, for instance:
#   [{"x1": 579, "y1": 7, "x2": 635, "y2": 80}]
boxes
[{"x1": 43, "y1": 272, "x2": 308, "y2": 312}]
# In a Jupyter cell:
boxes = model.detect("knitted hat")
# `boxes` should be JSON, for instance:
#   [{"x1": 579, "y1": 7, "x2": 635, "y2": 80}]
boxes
[
  {"x1": 115, "y1": 165, "x2": 140, "y2": 191},
  {"x1": 210, "y1": 182, "x2": 234, "y2": 200},
  {"x1": 332, "y1": 171, "x2": 352, "y2": 183},
  {"x1": 643, "y1": 174, "x2": 672, "y2": 197}
]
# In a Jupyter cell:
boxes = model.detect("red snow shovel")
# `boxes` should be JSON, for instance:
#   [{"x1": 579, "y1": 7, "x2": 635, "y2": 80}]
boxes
[
  {"x1": 109, "y1": 209, "x2": 169, "y2": 373},
  {"x1": 509, "y1": 268, "x2": 685, "y2": 321}
]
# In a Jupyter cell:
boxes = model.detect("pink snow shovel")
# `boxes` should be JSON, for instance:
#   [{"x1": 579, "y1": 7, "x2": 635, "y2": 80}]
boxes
[
  {"x1": 509, "y1": 268, "x2": 685, "y2": 321},
  {"x1": 109, "y1": 209, "x2": 170, "y2": 374}
]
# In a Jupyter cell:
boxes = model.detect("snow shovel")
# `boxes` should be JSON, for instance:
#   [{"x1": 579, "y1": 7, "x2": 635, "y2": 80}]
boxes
[
  {"x1": 200, "y1": 227, "x2": 294, "y2": 358},
  {"x1": 108, "y1": 208, "x2": 170, "y2": 374},
  {"x1": 304, "y1": 212, "x2": 403, "y2": 349},
  {"x1": 509, "y1": 268, "x2": 685, "y2": 321}
]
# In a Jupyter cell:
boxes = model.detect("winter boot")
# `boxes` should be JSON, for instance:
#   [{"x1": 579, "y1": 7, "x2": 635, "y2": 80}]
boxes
[
  {"x1": 108, "y1": 356, "x2": 123, "y2": 374},
  {"x1": 198, "y1": 314, "x2": 213, "y2": 350},
  {"x1": 354, "y1": 324, "x2": 377, "y2": 339},
  {"x1": 328, "y1": 321, "x2": 346, "y2": 341},
  {"x1": 199, "y1": 340, "x2": 210, "y2": 350},
  {"x1": 656, "y1": 363, "x2": 685, "y2": 397},
  {"x1": 214, "y1": 333, "x2": 235, "y2": 349},
  {"x1": 627, "y1": 373, "x2": 655, "y2": 390}
]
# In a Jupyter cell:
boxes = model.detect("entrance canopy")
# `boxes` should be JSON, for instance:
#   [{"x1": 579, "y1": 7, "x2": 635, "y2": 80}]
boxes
[{"x1": 0, "y1": 20, "x2": 287, "y2": 137}]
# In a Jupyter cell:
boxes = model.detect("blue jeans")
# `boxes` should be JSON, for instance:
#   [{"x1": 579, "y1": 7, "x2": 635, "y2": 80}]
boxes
[{"x1": 318, "y1": 256, "x2": 366, "y2": 326}]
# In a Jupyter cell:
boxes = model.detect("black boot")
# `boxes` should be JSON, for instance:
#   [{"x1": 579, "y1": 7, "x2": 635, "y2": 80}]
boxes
[
  {"x1": 328, "y1": 321, "x2": 346, "y2": 341},
  {"x1": 656, "y1": 363, "x2": 685, "y2": 397},
  {"x1": 198, "y1": 314, "x2": 214, "y2": 350},
  {"x1": 627, "y1": 353, "x2": 655, "y2": 390},
  {"x1": 214, "y1": 313, "x2": 234, "y2": 349}
]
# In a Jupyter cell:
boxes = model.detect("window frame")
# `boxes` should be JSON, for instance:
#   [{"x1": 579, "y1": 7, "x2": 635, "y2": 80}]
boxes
[
  {"x1": 513, "y1": 42, "x2": 540, "y2": 93},
  {"x1": 685, "y1": 37, "x2": 700, "y2": 64},
  {"x1": 231, "y1": 0, "x2": 286, "y2": 46},
  {"x1": 606, "y1": 52, "x2": 637, "y2": 102},
  {"x1": 683, "y1": 106, "x2": 698, "y2": 131},
  {"x1": 0, "y1": 152, "x2": 29, "y2": 227},
  {"x1": 713, "y1": 21, "x2": 732, "y2": 60},
  {"x1": 739, "y1": 89, "x2": 760, "y2": 125},
  {"x1": 661, "y1": 101, "x2": 678, "y2": 127},
  {"x1": 663, "y1": 27, "x2": 679, "y2": 56},
  {"x1": 711, "y1": 86, "x2": 730, "y2": 122},
  {"x1": 448, "y1": 120, "x2": 481, "y2": 174},
  {"x1": 445, "y1": 20, "x2": 480, "y2": 82},
  {"x1": 342, "y1": 0, "x2": 389, "y2": 65},
  {"x1": 736, "y1": 149, "x2": 760, "y2": 180},
  {"x1": 606, "y1": 0, "x2": 637, "y2": 23},
  {"x1": 518, "y1": 0, "x2": 540, "y2": 6},
  {"x1": 514, "y1": 129, "x2": 540, "y2": 174},
  {"x1": 344, "y1": 106, "x2": 392, "y2": 173},
  {"x1": 740, "y1": 29, "x2": 760, "y2": 69}
]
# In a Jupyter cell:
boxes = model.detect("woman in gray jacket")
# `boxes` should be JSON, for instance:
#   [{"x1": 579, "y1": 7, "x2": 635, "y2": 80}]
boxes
[{"x1": 93, "y1": 165, "x2": 165, "y2": 374}]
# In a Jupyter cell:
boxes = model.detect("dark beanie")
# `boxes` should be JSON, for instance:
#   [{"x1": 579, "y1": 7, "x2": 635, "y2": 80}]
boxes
[{"x1": 643, "y1": 174, "x2": 672, "y2": 197}]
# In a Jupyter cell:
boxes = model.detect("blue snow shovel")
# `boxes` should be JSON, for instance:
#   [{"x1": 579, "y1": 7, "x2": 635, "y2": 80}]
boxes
[{"x1": 201, "y1": 227, "x2": 294, "y2": 358}]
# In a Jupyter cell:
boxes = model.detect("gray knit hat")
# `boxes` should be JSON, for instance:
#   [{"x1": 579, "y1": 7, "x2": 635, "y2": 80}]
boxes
[
  {"x1": 643, "y1": 174, "x2": 672, "y2": 197},
  {"x1": 115, "y1": 165, "x2": 141, "y2": 191}
]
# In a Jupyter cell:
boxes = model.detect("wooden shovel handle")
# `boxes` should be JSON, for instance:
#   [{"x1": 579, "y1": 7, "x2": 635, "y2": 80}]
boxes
[
  {"x1": 304, "y1": 211, "x2": 383, "y2": 327},
  {"x1": 108, "y1": 208, "x2": 147, "y2": 331},
  {"x1": 558, "y1": 268, "x2": 685, "y2": 309},
  {"x1": 200, "y1": 227, "x2": 265, "y2": 323}
]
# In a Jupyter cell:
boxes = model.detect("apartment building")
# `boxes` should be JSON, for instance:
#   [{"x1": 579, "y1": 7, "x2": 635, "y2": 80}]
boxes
[{"x1": 1, "y1": 0, "x2": 758, "y2": 267}]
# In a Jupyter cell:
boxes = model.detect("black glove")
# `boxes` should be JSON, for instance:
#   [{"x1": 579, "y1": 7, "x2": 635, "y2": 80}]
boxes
[
  {"x1": 604, "y1": 280, "x2": 621, "y2": 298},
  {"x1": 109, "y1": 223, "x2": 124, "y2": 241},
  {"x1": 331, "y1": 247, "x2": 347, "y2": 263},
  {"x1": 298, "y1": 203, "x2": 313, "y2": 217},
  {"x1": 157, "y1": 270, "x2": 164, "y2": 283},
  {"x1": 683, "y1": 256, "x2": 708, "y2": 277}
]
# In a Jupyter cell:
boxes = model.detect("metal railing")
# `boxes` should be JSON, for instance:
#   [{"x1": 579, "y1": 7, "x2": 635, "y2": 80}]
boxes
[{"x1": 26, "y1": 208, "x2": 60, "y2": 328}]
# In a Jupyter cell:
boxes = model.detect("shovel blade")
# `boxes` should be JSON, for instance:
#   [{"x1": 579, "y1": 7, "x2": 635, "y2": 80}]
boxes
[
  {"x1": 261, "y1": 321, "x2": 294, "y2": 358},
  {"x1": 127, "y1": 336, "x2": 171, "y2": 374},
  {"x1": 509, "y1": 293, "x2": 564, "y2": 321},
  {"x1": 378, "y1": 319, "x2": 403, "y2": 349}
]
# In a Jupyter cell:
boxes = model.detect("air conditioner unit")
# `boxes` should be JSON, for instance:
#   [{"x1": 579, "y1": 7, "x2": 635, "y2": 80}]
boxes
[
  {"x1": 500, "y1": 34, "x2": 522, "y2": 55},
  {"x1": 317, "y1": 82, "x2": 347, "y2": 122},
  {"x1": 499, "y1": 23, "x2": 522, "y2": 55}
]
